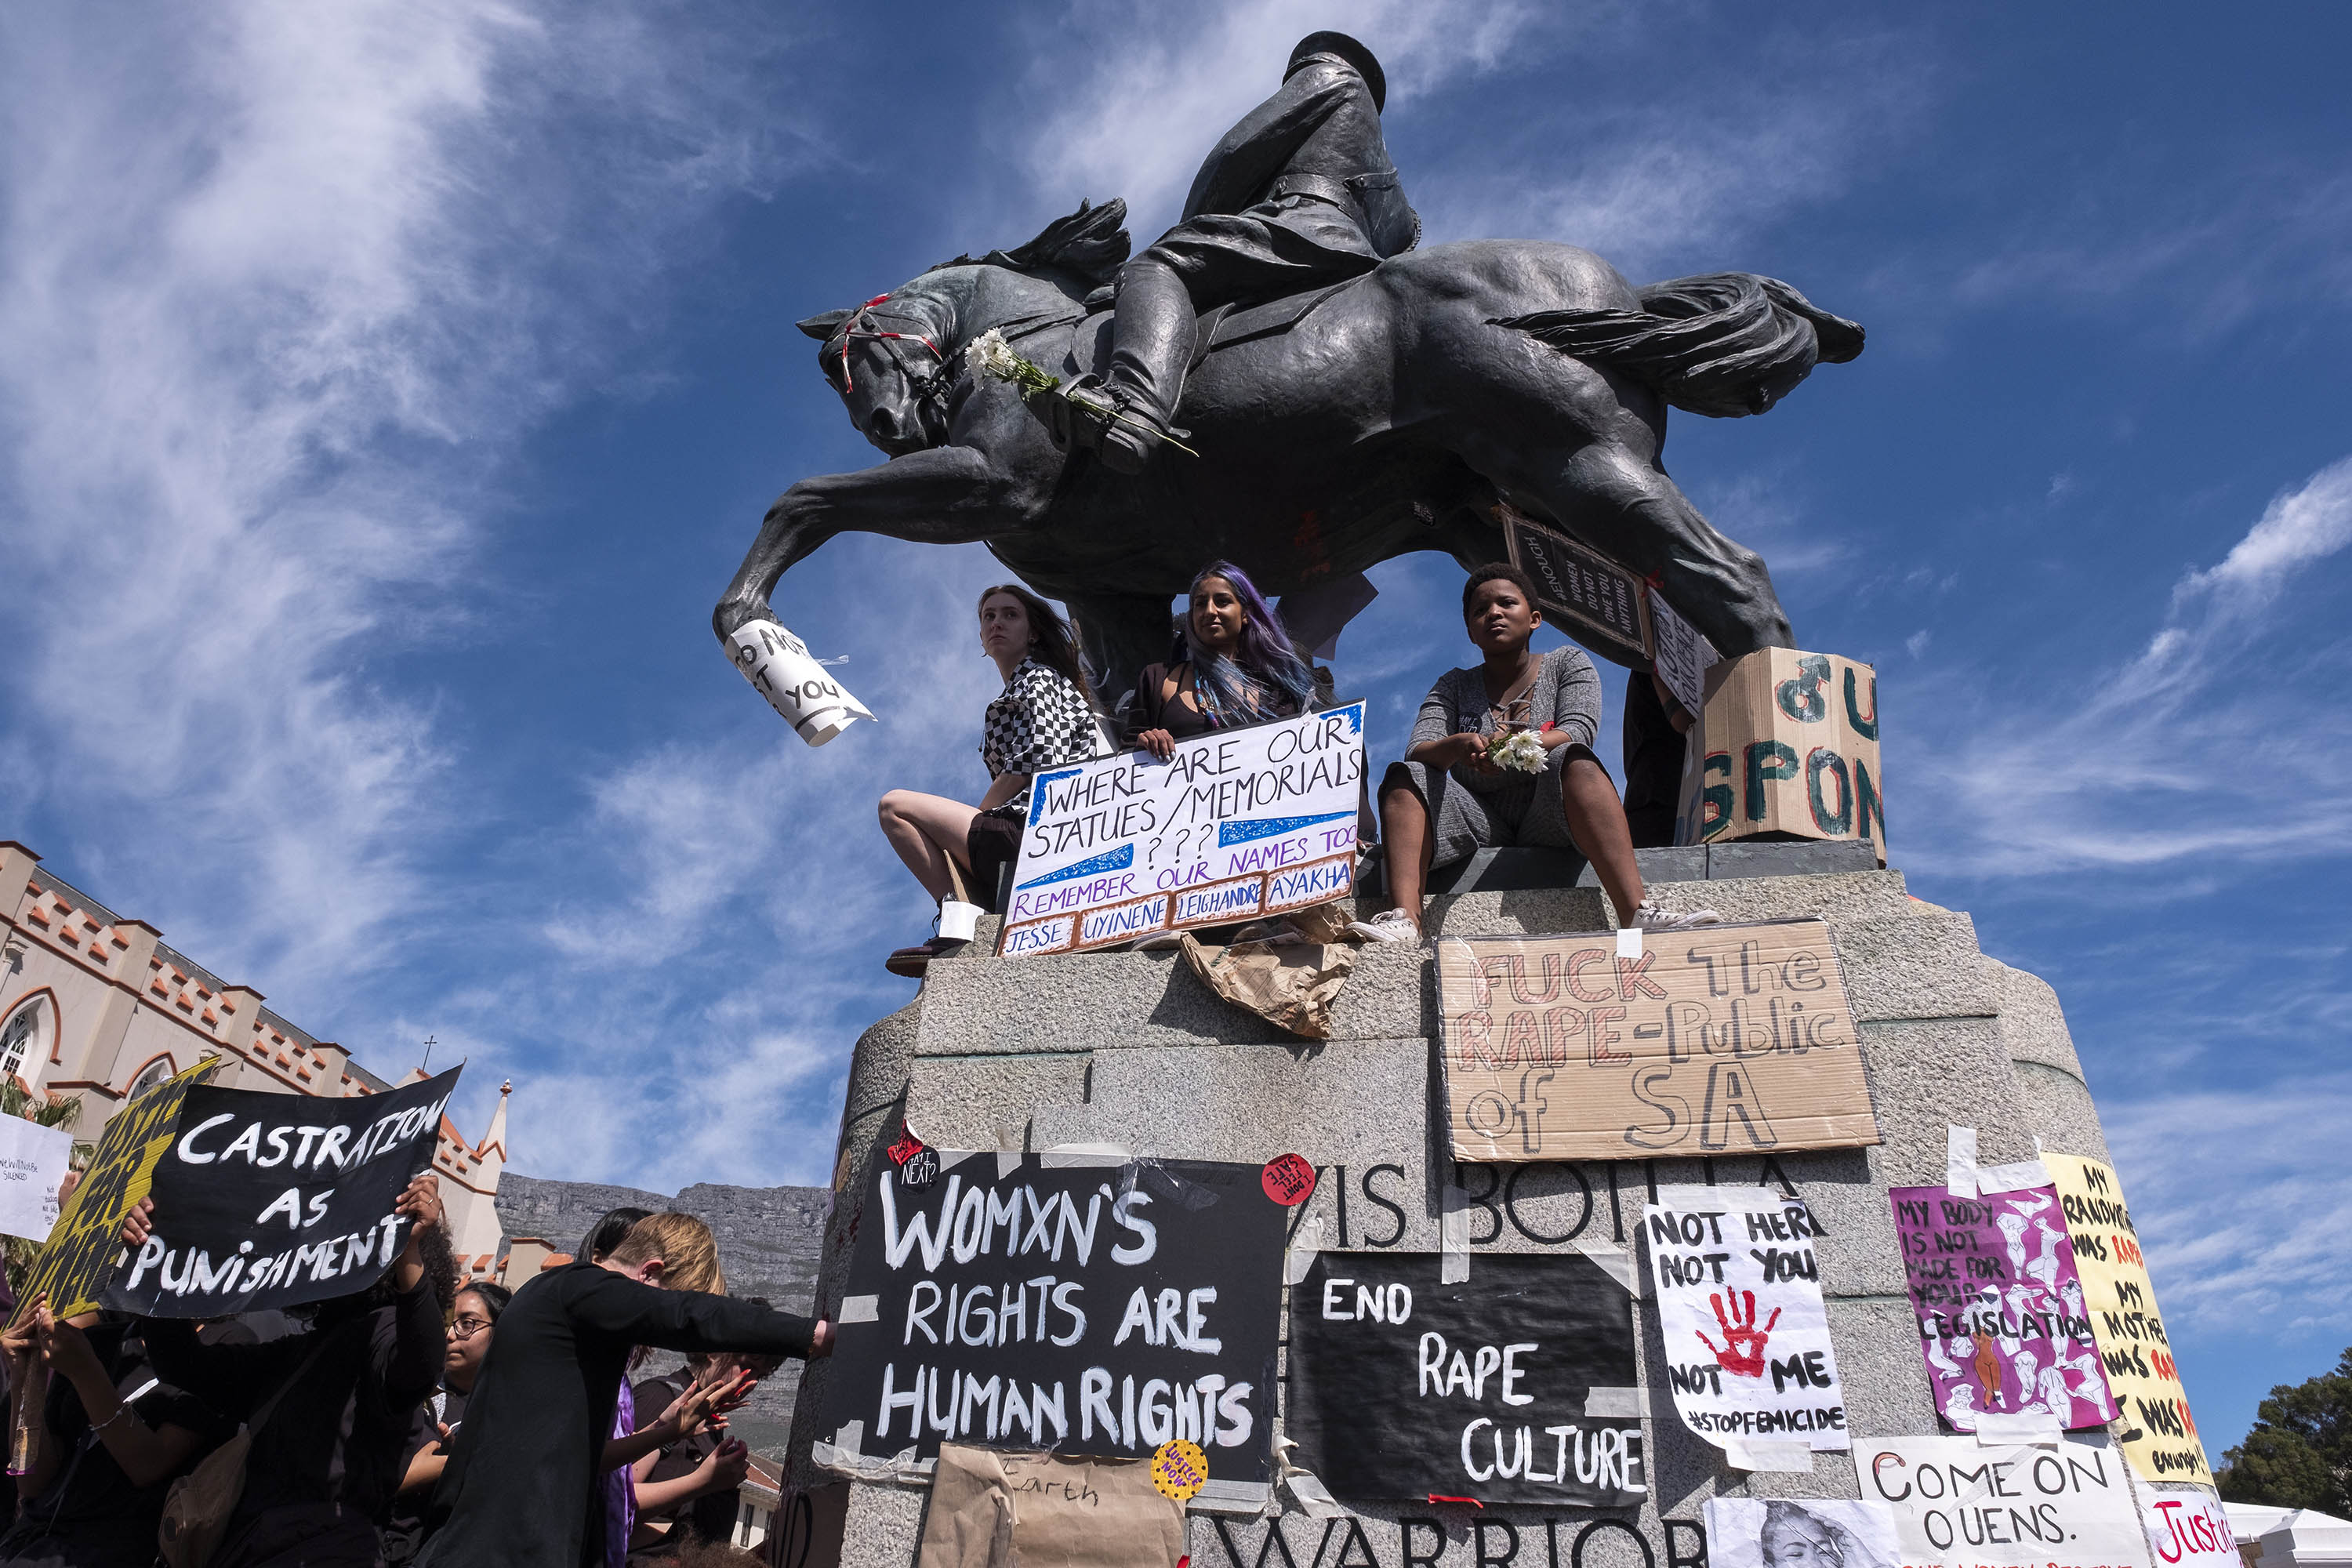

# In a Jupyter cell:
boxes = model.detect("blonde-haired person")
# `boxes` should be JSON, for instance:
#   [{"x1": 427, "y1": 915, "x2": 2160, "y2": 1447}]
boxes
[
  {"x1": 415, "y1": 1214, "x2": 828, "y2": 1568},
  {"x1": 877, "y1": 583, "x2": 1107, "y2": 977}
]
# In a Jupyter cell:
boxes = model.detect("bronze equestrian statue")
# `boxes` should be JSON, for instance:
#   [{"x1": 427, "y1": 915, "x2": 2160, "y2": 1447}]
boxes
[{"x1": 713, "y1": 31, "x2": 1861, "y2": 712}]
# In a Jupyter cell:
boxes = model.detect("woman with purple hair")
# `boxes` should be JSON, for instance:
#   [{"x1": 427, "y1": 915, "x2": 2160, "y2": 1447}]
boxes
[{"x1": 1124, "y1": 561, "x2": 1319, "y2": 756}]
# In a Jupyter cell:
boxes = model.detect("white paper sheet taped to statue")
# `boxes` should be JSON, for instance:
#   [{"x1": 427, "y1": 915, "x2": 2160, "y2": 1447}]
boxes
[{"x1": 728, "y1": 620, "x2": 876, "y2": 745}]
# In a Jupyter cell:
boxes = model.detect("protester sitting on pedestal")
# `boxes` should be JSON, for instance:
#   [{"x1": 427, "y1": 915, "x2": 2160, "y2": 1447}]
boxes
[
  {"x1": 1351, "y1": 563, "x2": 1722, "y2": 942},
  {"x1": 0, "y1": 1296, "x2": 228, "y2": 1567},
  {"x1": 122, "y1": 1172, "x2": 456, "y2": 1568},
  {"x1": 879, "y1": 584, "x2": 1107, "y2": 978},
  {"x1": 1124, "y1": 560, "x2": 1317, "y2": 759},
  {"x1": 383, "y1": 1279, "x2": 511, "y2": 1564},
  {"x1": 413, "y1": 1213, "x2": 829, "y2": 1568}
]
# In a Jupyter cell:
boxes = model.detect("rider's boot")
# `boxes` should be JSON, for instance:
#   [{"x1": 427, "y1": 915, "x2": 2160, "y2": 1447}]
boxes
[{"x1": 1080, "y1": 257, "x2": 1198, "y2": 474}]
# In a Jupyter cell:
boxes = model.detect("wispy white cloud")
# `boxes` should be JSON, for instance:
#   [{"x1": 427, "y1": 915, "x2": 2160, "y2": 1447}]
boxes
[
  {"x1": 0, "y1": 0, "x2": 819, "y2": 993},
  {"x1": 1900, "y1": 454, "x2": 2352, "y2": 877}
]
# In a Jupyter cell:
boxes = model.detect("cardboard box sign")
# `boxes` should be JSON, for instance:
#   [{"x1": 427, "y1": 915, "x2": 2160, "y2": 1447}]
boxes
[
  {"x1": 1681, "y1": 648, "x2": 1885, "y2": 865},
  {"x1": 1435, "y1": 919, "x2": 1879, "y2": 1163}
]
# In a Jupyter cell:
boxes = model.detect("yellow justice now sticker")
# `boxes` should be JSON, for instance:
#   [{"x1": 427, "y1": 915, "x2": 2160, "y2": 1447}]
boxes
[{"x1": 1150, "y1": 1439, "x2": 1209, "y2": 1503}]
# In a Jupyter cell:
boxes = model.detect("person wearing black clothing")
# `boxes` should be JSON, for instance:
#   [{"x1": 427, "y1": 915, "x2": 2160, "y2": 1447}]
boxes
[
  {"x1": 1622, "y1": 667, "x2": 1694, "y2": 849},
  {"x1": 415, "y1": 1218, "x2": 829, "y2": 1568},
  {"x1": 125, "y1": 1173, "x2": 455, "y2": 1568},
  {"x1": 0, "y1": 1305, "x2": 226, "y2": 1567},
  {"x1": 381, "y1": 1280, "x2": 510, "y2": 1564}
]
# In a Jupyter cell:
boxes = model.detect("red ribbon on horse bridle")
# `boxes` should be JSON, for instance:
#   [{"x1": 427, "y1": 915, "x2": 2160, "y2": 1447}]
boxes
[{"x1": 837, "y1": 292, "x2": 942, "y2": 395}]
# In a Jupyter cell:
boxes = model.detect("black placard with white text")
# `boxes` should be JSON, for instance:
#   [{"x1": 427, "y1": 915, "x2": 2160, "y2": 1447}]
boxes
[
  {"x1": 103, "y1": 1067, "x2": 459, "y2": 1317},
  {"x1": 1285, "y1": 1251, "x2": 1646, "y2": 1506},
  {"x1": 821, "y1": 1152, "x2": 1287, "y2": 1493}
]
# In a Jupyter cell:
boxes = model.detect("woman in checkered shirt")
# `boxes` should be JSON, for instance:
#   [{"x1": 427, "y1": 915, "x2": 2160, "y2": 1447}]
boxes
[{"x1": 878, "y1": 584, "x2": 1107, "y2": 977}]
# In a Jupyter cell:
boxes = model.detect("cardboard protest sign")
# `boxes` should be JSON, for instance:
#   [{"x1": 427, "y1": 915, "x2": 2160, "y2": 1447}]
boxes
[
  {"x1": 12, "y1": 1058, "x2": 221, "y2": 1323},
  {"x1": 1860, "y1": 1434, "x2": 2151, "y2": 1568},
  {"x1": 998, "y1": 705, "x2": 1366, "y2": 957},
  {"x1": 1497, "y1": 504, "x2": 1652, "y2": 667},
  {"x1": 1646, "y1": 1188, "x2": 1849, "y2": 1465},
  {"x1": 916, "y1": 1443, "x2": 1184, "y2": 1568},
  {"x1": 726, "y1": 620, "x2": 876, "y2": 746},
  {"x1": 1285, "y1": 1251, "x2": 1642, "y2": 1507},
  {"x1": 2042, "y1": 1153, "x2": 2214, "y2": 1486},
  {"x1": 1686, "y1": 648, "x2": 1884, "y2": 863},
  {"x1": 1889, "y1": 1184, "x2": 2116, "y2": 1436},
  {"x1": 0, "y1": 1114, "x2": 76, "y2": 1243},
  {"x1": 2140, "y1": 1486, "x2": 2237, "y2": 1568},
  {"x1": 1648, "y1": 593, "x2": 1720, "y2": 721},
  {"x1": 1702, "y1": 1498, "x2": 1901, "y2": 1568},
  {"x1": 106, "y1": 1066, "x2": 460, "y2": 1317},
  {"x1": 819, "y1": 1152, "x2": 1286, "y2": 1506},
  {"x1": 1435, "y1": 920, "x2": 1878, "y2": 1162}
]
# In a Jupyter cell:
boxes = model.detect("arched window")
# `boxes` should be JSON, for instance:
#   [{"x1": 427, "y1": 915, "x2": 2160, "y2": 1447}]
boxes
[
  {"x1": 0, "y1": 997, "x2": 49, "y2": 1085},
  {"x1": 128, "y1": 1055, "x2": 173, "y2": 1098}
]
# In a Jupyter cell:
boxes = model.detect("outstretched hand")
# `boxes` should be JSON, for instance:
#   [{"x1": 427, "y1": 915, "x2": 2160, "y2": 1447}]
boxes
[{"x1": 121, "y1": 1196, "x2": 155, "y2": 1250}]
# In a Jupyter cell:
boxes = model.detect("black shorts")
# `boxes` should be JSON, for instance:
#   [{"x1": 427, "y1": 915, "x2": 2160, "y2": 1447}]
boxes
[{"x1": 966, "y1": 811, "x2": 1022, "y2": 913}]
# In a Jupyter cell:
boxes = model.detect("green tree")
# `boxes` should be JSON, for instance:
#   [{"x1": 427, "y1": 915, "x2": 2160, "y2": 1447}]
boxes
[{"x1": 2218, "y1": 1348, "x2": 2352, "y2": 1515}]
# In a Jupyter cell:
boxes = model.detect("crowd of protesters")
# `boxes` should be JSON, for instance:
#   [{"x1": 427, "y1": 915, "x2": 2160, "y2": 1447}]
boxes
[
  {"x1": 877, "y1": 557, "x2": 1722, "y2": 974},
  {"x1": 0, "y1": 1186, "x2": 827, "y2": 1568}
]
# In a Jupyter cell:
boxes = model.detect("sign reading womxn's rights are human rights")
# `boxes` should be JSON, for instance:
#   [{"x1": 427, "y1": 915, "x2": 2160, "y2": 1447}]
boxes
[{"x1": 998, "y1": 704, "x2": 1366, "y2": 956}]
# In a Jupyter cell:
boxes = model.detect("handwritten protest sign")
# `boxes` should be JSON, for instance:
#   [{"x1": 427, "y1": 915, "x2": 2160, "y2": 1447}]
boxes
[
  {"x1": 1861, "y1": 1434, "x2": 2151, "y2": 1568},
  {"x1": 1687, "y1": 648, "x2": 1884, "y2": 863},
  {"x1": 726, "y1": 620, "x2": 876, "y2": 746},
  {"x1": 916, "y1": 1443, "x2": 1185, "y2": 1568},
  {"x1": 1648, "y1": 593, "x2": 1720, "y2": 720},
  {"x1": 819, "y1": 1152, "x2": 1286, "y2": 1507},
  {"x1": 998, "y1": 705, "x2": 1365, "y2": 956},
  {"x1": 104, "y1": 1066, "x2": 459, "y2": 1317},
  {"x1": 1286, "y1": 1251, "x2": 1642, "y2": 1506},
  {"x1": 2140, "y1": 1486, "x2": 2236, "y2": 1568},
  {"x1": 1646, "y1": 1188, "x2": 1848, "y2": 1468},
  {"x1": 0, "y1": 1115, "x2": 75, "y2": 1243},
  {"x1": 2042, "y1": 1153, "x2": 2213, "y2": 1486},
  {"x1": 1889, "y1": 1183, "x2": 2115, "y2": 1437},
  {"x1": 1435, "y1": 920, "x2": 1878, "y2": 1162},
  {"x1": 1497, "y1": 504, "x2": 1651, "y2": 667},
  {"x1": 13, "y1": 1058, "x2": 220, "y2": 1323}
]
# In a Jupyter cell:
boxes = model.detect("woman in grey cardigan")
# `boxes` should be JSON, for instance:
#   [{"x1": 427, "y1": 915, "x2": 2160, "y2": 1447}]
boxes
[{"x1": 1352, "y1": 562, "x2": 1720, "y2": 941}]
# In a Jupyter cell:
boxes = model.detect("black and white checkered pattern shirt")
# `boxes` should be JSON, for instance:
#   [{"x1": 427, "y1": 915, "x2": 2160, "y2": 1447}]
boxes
[{"x1": 981, "y1": 658, "x2": 1105, "y2": 813}]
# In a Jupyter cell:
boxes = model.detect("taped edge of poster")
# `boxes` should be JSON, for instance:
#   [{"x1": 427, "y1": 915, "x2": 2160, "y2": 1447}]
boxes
[
  {"x1": 1721, "y1": 1437, "x2": 1813, "y2": 1472},
  {"x1": 1195, "y1": 1479, "x2": 1275, "y2": 1516},
  {"x1": 1040, "y1": 1143, "x2": 1132, "y2": 1167},
  {"x1": 1616, "y1": 926, "x2": 1642, "y2": 959},
  {"x1": 813, "y1": 1424, "x2": 930, "y2": 1485},
  {"x1": 1576, "y1": 1240, "x2": 1639, "y2": 1295},
  {"x1": 1273, "y1": 1429, "x2": 1347, "y2": 1520},
  {"x1": 1977, "y1": 1158, "x2": 2053, "y2": 1194},
  {"x1": 1973, "y1": 1410, "x2": 2063, "y2": 1446},
  {"x1": 1286, "y1": 1217, "x2": 1324, "y2": 1284},
  {"x1": 1584, "y1": 1387, "x2": 1644, "y2": 1417},
  {"x1": 993, "y1": 1148, "x2": 1022, "y2": 1180},
  {"x1": 1439, "y1": 1182, "x2": 1470, "y2": 1283},
  {"x1": 836, "y1": 1294, "x2": 880, "y2": 1324},
  {"x1": 1946, "y1": 1125, "x2": 1980, "y2": 1196}
]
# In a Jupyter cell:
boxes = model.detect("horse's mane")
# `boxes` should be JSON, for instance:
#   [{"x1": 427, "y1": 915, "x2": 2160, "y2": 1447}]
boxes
[{"x1": 927, "y1": 198, "x2": 1131, "y2": 289}]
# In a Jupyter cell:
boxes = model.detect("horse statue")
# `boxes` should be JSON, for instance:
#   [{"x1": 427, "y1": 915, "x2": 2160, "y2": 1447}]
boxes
[{"x1": 712, "y1": 198, "x2": 1860, "y2": 706}]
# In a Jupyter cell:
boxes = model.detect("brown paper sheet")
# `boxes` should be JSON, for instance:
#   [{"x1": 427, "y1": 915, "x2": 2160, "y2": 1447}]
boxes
[
  {"x1": 1436, "y1": 919, "x2": 1880, "y2": 1161},
  {"x1": 916, "y1": 1443, "x2": 1185, "y2": 1568},
  {"x1": 1181, "y1": 931, "x2": 1355, "y2": 1039}
]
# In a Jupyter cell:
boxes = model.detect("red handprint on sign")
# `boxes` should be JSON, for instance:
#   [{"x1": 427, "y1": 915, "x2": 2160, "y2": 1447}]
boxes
[{"x1": 1695, "y1": 1290, "x2": 1780, "y2": 1378}]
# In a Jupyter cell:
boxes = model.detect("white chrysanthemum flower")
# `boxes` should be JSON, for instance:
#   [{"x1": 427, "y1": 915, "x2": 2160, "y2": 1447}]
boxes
[
  {"x1": 1490, "y1": 728, "x2": 1548, "y2": 774},
  {"x1": 966, "y1": 328, "x2": 1021, "y2": 380}
]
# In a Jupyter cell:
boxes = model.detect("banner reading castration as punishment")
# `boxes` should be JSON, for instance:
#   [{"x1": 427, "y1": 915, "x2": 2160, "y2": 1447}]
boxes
[{"x1": 997, "y1": 704, "x2": 1365, "y2": 956}]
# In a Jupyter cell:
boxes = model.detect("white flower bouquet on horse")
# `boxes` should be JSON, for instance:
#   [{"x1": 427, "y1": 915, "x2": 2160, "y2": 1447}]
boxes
[{"x1": 964, "y1": 328, "x2": 1198, "y2": 457}]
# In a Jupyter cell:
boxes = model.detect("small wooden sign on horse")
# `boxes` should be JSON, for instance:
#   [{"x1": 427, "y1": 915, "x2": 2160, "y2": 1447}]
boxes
[{"x1": 1497, "y1": 503, "x2": 1653, "y2": 667}]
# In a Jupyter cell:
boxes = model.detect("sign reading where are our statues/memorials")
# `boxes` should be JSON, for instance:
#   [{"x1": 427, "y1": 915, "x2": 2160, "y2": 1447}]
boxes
[
  {"x1": 1435, "y1": 919, "x2": 1878, "y2": 1162},
  {"x1": 107, "y1": 1066, "x2": 463, "y2": 1317},
  {"x1": 997, "y1": 704, "x2": 1366, "y2": 956},
  {"x1": 819, "y1": 1151, "x2": 1288, "y2": 1511},
  {"x1": 1284, "y1": 1251, "x2": 1644, "y2": 1508}
]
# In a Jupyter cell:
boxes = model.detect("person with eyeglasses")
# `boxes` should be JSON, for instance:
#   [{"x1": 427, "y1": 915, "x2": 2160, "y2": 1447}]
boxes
[{"x1": 379, "y1": 1282, "x2": 511, "y2": 1563}]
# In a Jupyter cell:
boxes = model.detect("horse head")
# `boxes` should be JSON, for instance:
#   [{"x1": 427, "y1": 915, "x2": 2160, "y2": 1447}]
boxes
[{"x1": 797, "y1": 289, "x2": 956, "y2": 457}]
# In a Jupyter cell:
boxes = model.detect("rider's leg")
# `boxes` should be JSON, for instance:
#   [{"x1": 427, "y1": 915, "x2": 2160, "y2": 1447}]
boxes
[
  {"x1": 877, "y1": 789, "x2": 982, "y2": 906},
  {"x1": 1096, "y1": 256, "x2": 1197, "y2": 472}
]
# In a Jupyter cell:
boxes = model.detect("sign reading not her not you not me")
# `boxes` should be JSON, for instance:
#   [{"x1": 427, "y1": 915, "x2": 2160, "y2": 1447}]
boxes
[{"x1": 998, "y1": 704, "x2": 1366, "y2": 956}]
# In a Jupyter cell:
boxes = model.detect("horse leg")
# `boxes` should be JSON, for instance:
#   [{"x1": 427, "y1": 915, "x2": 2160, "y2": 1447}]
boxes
[
  {"x1": 713, "y1": 445, "x2": 1041, "y2": 641},
  {"x1": 1457, "y1": 435, "x2": 1795, "y2": 656}
]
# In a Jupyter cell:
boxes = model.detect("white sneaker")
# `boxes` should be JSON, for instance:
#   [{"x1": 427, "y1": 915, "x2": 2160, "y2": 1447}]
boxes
[
  {"x1": 1634, "y1": 900, "x2": 1723, "y2": 932},
  {"x1": 1346, "y1": 909, "x2": 1421, "y2": 944}
]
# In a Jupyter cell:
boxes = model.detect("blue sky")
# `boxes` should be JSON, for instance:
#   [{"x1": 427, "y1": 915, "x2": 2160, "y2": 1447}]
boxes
[{"x1": 2, "y1": 1, "x2": 2346, "y2": 1457}]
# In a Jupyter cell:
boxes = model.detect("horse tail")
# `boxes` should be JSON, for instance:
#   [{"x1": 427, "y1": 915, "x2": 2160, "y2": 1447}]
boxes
[{"x1": 1491, "y1": 273, "x2": 1864, "y2": 418}]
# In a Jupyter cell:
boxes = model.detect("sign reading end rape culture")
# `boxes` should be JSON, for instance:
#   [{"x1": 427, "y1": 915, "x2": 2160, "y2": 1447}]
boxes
[{"x1": 998, "y1": 704, "x2": 1367, "y2": 956}]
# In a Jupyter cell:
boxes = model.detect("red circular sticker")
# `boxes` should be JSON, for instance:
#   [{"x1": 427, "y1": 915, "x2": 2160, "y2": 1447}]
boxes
[{"x1": 1261, "y1": 1153, "x2": 1316, "y2": 1206}]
